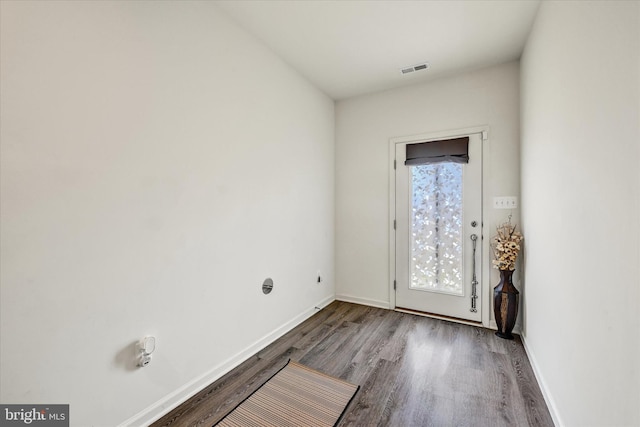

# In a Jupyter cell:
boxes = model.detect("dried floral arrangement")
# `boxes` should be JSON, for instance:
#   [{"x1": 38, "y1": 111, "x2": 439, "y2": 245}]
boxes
[{"x1": 491, "y1": 218, "x2": 523, "y2": 271}]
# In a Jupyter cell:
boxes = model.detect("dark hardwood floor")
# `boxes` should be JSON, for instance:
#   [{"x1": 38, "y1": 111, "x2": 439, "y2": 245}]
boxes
[{"x1": 151, "y1": 301, "x2": 554, "y2": 427}]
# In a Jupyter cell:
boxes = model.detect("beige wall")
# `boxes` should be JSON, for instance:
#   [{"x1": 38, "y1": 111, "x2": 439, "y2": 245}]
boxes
[
  {"x1": 335, "y1": 61, "x2": 521, "y2": 327},
  {"x1": 0, "y1": 2, "x2": 335, "y2": 425},
  {"x1": 521, "y1": 1, "x2": 640, "y2": 426}
]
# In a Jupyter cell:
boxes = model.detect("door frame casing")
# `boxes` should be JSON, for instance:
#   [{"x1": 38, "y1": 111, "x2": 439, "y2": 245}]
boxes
[{"x1": 388, "y1": 125, "x2": 492, "y2": 328}]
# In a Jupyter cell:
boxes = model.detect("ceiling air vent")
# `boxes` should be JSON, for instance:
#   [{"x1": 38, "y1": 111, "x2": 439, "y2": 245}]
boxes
[{"x1": 401, "y1": 62, "x2": 430, "y2": 75}]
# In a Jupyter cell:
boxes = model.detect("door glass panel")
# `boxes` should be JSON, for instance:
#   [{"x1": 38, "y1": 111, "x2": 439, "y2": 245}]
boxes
[{"x1": 410, "y1": 163, "x2": 463, "y2": 295}]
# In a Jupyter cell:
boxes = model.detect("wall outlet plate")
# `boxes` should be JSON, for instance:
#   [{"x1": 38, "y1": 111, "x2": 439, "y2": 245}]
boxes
[{"x1": 139, "y1": 354, "x2": 151, "y2": 367}]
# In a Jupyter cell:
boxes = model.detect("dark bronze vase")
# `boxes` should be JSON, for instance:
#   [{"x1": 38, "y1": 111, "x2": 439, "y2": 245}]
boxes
[{"x1": 493, "y1": 269, "x2": 519, "y2": 340}]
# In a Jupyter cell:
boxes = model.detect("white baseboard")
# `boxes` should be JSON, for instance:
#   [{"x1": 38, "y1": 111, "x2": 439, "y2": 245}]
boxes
[
  {"x1": 335, "y1": 294, "x2": 390, "y2": 310},
  {"x1": 520, "y1": 333, "x2": 562, "y2": 427},
  {"x1": 118, "y1": 295, "x2": 335, "y2": 427}
]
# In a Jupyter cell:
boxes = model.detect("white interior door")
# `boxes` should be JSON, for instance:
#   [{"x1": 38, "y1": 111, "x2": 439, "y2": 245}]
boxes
[{"x1": 395, "y1": 133, "x2": 482, "y2": 322}]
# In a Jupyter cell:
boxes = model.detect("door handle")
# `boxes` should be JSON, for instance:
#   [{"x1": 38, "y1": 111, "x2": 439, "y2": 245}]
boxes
[{"x1": 470, "y1": 234, "x2": 478, "y2": 313}]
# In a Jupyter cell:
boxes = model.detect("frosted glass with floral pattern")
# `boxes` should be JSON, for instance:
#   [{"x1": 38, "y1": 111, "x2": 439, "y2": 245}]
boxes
[{"x1": 410, "y1": 163, "x2": 463, "y2": 295}]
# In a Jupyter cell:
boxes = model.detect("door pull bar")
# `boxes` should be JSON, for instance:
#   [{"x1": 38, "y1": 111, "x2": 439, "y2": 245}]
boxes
[{"x1": 470, "y1": 234, "x2": 478, "y2": 313}]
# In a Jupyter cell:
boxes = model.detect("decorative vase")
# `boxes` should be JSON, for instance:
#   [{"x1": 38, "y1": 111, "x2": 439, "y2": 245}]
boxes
[{"x1": 493, "y1": 269, "x2": 519, "y2": 340}]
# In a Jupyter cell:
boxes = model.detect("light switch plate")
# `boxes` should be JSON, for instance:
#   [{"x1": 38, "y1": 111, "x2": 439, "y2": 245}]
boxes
[{"x1": 493, "y1": 196, "x2": 518, "y2": 209}]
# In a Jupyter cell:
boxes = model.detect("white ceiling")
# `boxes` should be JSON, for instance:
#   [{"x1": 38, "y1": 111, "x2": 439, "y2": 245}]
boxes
[{"x1": 216, "y1": 0, "x2": 541, "y2": 100}]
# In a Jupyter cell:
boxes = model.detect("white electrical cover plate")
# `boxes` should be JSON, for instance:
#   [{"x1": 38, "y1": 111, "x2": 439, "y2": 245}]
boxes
[{"x1": 493, "y1": 196, "x2": 518, "y2": 209}]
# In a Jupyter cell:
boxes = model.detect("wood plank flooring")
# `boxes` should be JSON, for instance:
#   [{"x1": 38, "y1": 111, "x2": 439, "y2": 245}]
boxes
[{"x1": 151, "y1": 301, "x2": 554, "y2": 427}]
